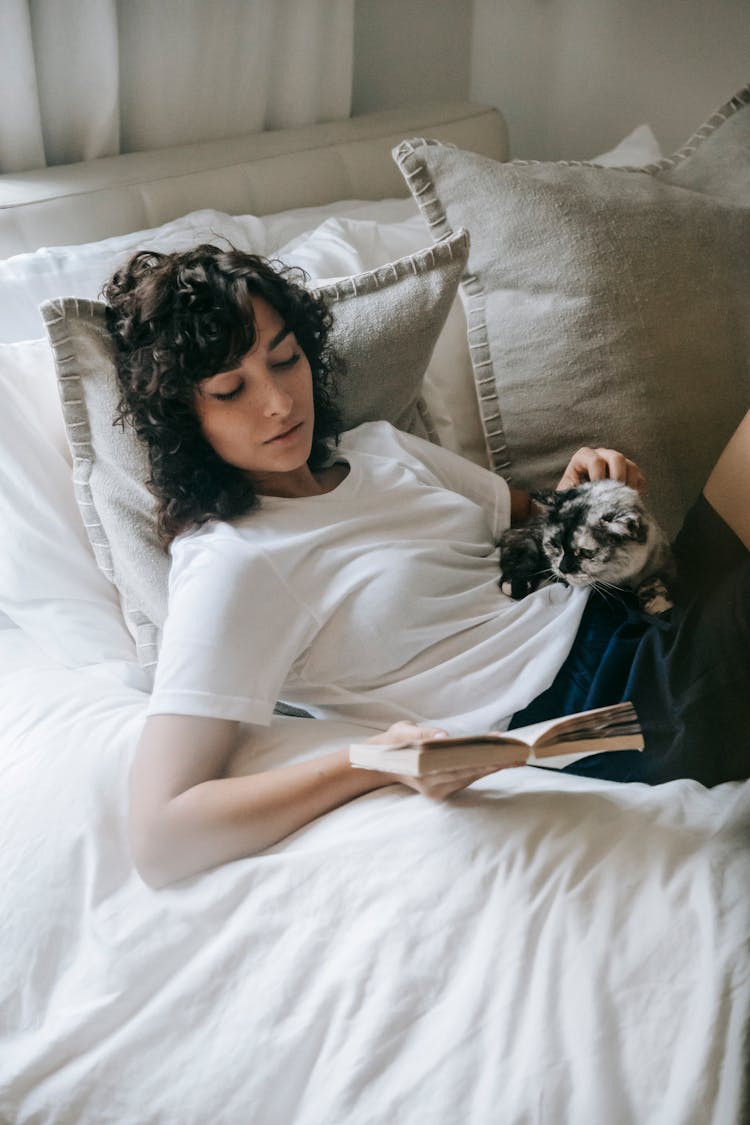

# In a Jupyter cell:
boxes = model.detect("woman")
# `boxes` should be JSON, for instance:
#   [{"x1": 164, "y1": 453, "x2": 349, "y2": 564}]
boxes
[{"x1": 104, "y1": 246, "x2": 750, "y2": 888}]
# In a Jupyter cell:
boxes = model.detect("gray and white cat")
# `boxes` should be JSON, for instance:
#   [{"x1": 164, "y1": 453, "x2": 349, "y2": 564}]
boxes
[{"x1": 497, "y1": 480, "x2": 675, "y2": 614}]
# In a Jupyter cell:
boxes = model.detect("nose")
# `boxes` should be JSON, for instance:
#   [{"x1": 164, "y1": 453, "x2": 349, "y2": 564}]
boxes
[
  {"x1": 561, "y1": 552, "x2": 580, "y2": 574},
  {"x1": 260, "y1": 371, "x2": 293, "y2": 417}
]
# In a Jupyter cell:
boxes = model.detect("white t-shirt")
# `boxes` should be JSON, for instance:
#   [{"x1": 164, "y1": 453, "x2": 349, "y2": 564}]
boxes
[{"x1": 148, "y1": 422, "x2": 589, "y2": 734}]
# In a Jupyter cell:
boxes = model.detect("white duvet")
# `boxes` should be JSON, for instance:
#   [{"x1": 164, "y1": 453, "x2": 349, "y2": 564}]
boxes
[{"x1": 1, "y1": 631, "x2": 748, "y2": 1125}]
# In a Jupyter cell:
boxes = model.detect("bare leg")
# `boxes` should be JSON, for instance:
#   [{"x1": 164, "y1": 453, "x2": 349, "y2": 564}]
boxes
[{"x1": 703, "y1": 409, "x2": 750, "y2": 550}]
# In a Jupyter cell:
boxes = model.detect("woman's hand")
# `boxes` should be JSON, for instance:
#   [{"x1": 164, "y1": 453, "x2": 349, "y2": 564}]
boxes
[
  {"x1": 556, "y1": 446, "x2": 645, "y2": 492},
  {"x1": 364, "y1": 721, "x2": 502, "y2": 800}
]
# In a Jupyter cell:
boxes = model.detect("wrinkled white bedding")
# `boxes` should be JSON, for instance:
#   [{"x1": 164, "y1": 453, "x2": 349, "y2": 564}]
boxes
[{"x1": 2, "y1": 633, "x2": 748, "y2": 1125}]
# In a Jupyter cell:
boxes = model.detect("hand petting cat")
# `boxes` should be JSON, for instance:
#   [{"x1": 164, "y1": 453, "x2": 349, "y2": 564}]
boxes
[
  {"x1": 556, "y1": 446, "x2": 646, "y2": 492},
  {"x1": 509, "y1": 447, "x2": 645, "y2": 526}
]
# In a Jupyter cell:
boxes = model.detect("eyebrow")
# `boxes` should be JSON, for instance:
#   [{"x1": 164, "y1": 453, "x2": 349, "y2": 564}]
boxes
[
  {"x1": 201, "y1": 324, "x2": 293, "y2": 387},
  {"x1": 269, "y1": 324, "x2": 291, "y2": 350}
]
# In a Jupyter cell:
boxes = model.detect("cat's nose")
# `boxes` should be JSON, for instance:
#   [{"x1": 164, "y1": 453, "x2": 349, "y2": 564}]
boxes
[{"x1": 561, "y1": 553, "x2": 581, "y2": 573}]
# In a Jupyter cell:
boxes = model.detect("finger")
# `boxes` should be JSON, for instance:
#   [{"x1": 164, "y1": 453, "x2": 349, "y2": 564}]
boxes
[
  {"x1": 431, "y1": 766, "x2": 496, "y2": 781},
  {"x1": 625, "y1": 460, "x2": 647, "y2": 492},
  {"x1": 418, "y1": 765, "x2": 506, "y2": 799},
  {"x1": 573, "y1": 447, "x2": 609, "y2": 482},
  {"x1": 371, "y1": 721, "x2": 448, "y2": 746},
  {"x1": 367, "y1": 722, "x2": 417, "y2": 746},
  {"x1": 392, "y1": 721, "x2": 425, "y2": 736},
  {"x1": 559, "y1": 447, "x2": 648, "y2": 492},
  {"x1": 579, "y1": 453, "x2": 608, "y2": 482},
  {"x1": 593, "y1": 450, "x2": 647, "y2": 492},
  {"x1": 594, "y1": 449, "x2": 628, "y2": 482}
]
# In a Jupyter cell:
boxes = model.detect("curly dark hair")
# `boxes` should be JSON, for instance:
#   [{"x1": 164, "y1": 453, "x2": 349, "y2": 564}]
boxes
[{"x1": 103, "y1": 244, "x2": 342, "y2": 545}]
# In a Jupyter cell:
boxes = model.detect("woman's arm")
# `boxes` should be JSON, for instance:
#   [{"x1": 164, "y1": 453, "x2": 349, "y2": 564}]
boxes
[
  {"x1": 703, "y1": 408, "x2": 750, "y2": 549},
  {"x1": 130, "y1": 714, "x2": 389, "y2": 887},
  {"x1": 130, "y1": 716, "x2": 494, "y2": 887}
]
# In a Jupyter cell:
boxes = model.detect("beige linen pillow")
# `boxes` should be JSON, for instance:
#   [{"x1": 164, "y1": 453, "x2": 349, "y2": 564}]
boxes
[
  {"x1": 40, "y1": 231, "x2": 469, "y2": 666},
  {"x1": 394, "y1": 86, "x2": 750, "y2": 535}
]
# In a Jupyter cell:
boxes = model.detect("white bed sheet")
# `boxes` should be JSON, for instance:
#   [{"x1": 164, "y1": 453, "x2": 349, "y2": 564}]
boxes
[{"x1": 2, "y1": 632, "x2": 748, "y2": 1125}]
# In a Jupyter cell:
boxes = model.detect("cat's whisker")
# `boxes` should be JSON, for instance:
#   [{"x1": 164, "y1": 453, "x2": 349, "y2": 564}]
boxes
[
  {"x1": 589, "y1": 580, "x2": 619, "y2": 608},
  {"x1": 593, "y1": 577, "x2": 628, "y2": 593},
  {"x1": 590, "y1": 579, "x2": 633, "y2": 608}
]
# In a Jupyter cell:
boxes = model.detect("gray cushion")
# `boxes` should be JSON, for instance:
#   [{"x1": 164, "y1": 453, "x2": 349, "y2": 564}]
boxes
[
  {"x1": 40, "y1": 230, "x2": 469, "y2": 666},
  {"x1": 394, "y1": 86, "x2": 750, "y2": 536}
]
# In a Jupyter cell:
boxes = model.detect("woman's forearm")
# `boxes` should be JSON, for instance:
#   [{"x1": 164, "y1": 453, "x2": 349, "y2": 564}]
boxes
[{"x1": 140, "y1": 749, "x2": 390, "y2": 887}]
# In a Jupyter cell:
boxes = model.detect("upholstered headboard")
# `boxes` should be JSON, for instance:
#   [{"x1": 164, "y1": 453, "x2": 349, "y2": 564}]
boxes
[{"x1": 0, "y1": 102, "x2": 508, "y2": 258}]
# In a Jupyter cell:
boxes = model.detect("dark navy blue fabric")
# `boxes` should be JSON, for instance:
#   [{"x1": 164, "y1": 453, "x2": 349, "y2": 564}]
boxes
[{"x1": 509, "y1": 495, "x2": 750, "y2": 787}]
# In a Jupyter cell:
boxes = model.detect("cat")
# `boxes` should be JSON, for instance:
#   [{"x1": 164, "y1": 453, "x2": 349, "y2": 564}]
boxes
[{"x1": 497, "y1": 479, "x2": 675, "y2": 614}]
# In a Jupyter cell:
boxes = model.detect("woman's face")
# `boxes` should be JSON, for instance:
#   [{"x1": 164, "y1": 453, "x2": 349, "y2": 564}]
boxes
[{"x1": 194, "y1": 295, "x2": 316, "y2": 496}]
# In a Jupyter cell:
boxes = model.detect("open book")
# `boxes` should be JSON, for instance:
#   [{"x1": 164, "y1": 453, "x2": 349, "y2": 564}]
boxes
[{"x1": 349, "y1": 702, "x2": 643, "y2": 777}]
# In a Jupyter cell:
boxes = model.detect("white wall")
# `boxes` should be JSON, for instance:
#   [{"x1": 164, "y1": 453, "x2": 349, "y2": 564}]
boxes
[
  {"x1": 352, "y1": 0, "x2": 750, "y2": 161},
  {"x1": 471, "y1": 0, "x2": 750, "y2": 159},
  {"x1": 352, "y1": 0, "x2": 473, "y2": 114}
]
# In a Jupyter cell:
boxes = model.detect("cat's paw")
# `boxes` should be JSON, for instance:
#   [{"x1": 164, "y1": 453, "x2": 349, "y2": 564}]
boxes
[
  {"x1": 499, "y1": 573, "x2": 539, "y2": 599},
  {"x1": 636, "y1": 576, "x2": 674, "y2": 615}
]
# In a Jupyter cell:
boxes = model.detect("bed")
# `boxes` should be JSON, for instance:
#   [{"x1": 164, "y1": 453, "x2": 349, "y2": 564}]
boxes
[{"x1": 1, "y1": 96, "x2": 749, "y2": 1125}]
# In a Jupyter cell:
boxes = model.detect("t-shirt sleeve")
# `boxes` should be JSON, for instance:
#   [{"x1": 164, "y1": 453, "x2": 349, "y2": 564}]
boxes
[
  {"x1": 370, "y1": 424, "x2": 512, "y2": 539},
  {"x1": 147, "y1": 532, "x2": 318, "y2": 724}
]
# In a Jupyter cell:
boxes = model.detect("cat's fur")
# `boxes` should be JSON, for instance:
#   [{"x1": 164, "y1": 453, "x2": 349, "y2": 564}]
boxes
[{"x1": 497, "y1": 480, "x2": 675, "y2": 613}]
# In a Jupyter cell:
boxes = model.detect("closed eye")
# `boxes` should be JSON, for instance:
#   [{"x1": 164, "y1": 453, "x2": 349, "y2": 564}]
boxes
[
  {"x1": 212, "y1": 384, "x2": 242, "y2": 401},
  {"x1": 209, "y1": 351, "x2": 300, "y2": 399},
  {"x1": 271, "y1": 352, "x2": 301, "y2": 370}
]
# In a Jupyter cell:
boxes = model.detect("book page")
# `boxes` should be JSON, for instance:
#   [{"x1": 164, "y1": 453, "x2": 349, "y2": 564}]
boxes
[{"x1": 531, "y1": 703, "x2": 640, "y2": 747}]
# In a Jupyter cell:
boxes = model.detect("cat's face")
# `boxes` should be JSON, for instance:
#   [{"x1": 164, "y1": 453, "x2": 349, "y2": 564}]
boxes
[{"x1": 537, "y1": 481, "x2": 653, "y2": 588}]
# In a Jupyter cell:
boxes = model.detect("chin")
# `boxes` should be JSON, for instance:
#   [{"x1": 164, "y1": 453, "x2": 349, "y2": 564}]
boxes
[{"x1": 560, "y1": 574, "x2": 591, "y2": 588}]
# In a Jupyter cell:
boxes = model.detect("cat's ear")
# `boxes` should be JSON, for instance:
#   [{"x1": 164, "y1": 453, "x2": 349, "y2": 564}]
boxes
[
  {"x1": 603, "y1": 511, "x2": 647, "y2": 542},
  {"x1": 530, "y1": 488, "x2": 563, "y2": 511}
]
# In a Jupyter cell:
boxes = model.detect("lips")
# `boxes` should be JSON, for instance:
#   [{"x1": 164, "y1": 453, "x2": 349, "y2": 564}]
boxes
[{"x1": 265, "y1": 421, "x2": 303, "y2": 444}]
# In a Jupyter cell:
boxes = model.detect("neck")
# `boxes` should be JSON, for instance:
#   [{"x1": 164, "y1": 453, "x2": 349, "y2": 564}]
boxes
[{"x1": 254, "y1": 461, "x2": 348, "y2": 499}]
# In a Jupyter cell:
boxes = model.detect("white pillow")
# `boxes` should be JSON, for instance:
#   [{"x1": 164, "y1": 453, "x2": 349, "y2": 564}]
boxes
[
  {"x1": 0, "y1": 338, "x2": 70, "y2": 465},
  {"x1": 257, "y1": 197, "x2": 418, "y2": 254},
  {"x1": 273, "y1": 212, "x2": 429, "y2": 274},
  {"x1": 0, "y1": 200, "x2": 419, "y2": 345},
  {"x1": 592, "y1": 123, "x2": 663, "y2": 167},
  {"x1": 0, "y1": 210, "x2": 270, "y2": 345},
  {"x1": 0, "y1": 339, "x2": 138, "y2": 668}
]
